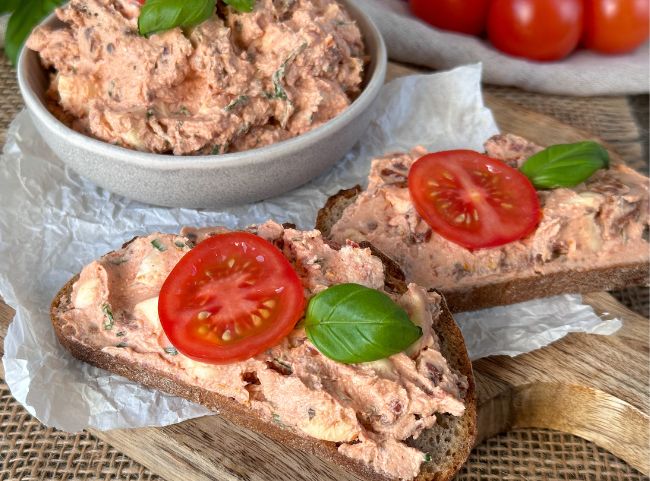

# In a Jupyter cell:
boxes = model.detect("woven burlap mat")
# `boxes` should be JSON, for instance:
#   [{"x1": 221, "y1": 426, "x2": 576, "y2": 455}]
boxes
[
  {"x1": 0, "y1": 376, "x2": 646, "y2": 481},
  {"x1": 0, "y1": 53, "x2": 648, "y2": 480}
]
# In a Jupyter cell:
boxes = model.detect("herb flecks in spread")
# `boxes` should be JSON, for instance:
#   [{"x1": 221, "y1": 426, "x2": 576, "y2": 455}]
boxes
[
  {"x1": 330, "y1": 134, "x2": 649, "y2": 291},
  {"x1": 57, "y1": 222, "x2": 468, "y2": 481},
  {"x1": 101, "y1": 303, "x2": 114, "y2": 330},
  {"x1": 26, "y1": 0, "x2": 365, "y2": 155}
]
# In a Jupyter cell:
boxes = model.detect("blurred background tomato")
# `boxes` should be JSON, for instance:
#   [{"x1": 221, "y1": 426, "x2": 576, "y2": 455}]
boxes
[
  {"x1": 487, "y1": 0, "x2": 583, "y2": 61},
  {"x1": 409, "y1": 0, "x2": 650, "y2": 61},
  {"x1": 582, "y1": 0, "x2": 650, "y2": 53},
  {"x1": 409, "y1": 0, "x2": 491, "y2": 35}
]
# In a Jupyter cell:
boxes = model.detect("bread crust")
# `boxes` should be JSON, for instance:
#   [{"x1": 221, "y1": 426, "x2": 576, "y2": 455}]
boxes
[
  {"x1": 50, "y1": 242, "x2": 476, "y2": 481},
  {"x1": 316, "y1": 188, "x2": 650, "y2": 313},
  {"x1": 443, "y1": 261, "x2": 649, "y2": 312}
]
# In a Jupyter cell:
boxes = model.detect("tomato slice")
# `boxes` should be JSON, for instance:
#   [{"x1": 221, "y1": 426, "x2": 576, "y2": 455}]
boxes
[
  {"x1": 159, "y1": 232, "x2": 305, "y2": 364},
  {"x1": 408, "y1": 150, "x2": 542, "y2": 250}
]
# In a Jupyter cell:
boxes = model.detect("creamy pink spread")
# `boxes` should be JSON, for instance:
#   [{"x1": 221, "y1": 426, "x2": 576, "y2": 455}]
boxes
[
  {"x1": 56, "y1": 221, "x2": 468, "y2": 480},
  {"x1": 330, "y1": 134, "x2": 650, "y2": 292},
  {"x1": 27, "y1": 0, "x2": 365, "y2": 155}
]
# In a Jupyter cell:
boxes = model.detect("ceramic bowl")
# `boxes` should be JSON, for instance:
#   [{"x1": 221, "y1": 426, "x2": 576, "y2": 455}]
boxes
[{"x1": 17, "y1": 1, "x2": 386, "y2": 208}]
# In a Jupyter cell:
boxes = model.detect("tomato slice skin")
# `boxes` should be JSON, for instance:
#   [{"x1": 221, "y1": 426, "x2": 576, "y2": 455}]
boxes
[
  {"x1": 408, "y1": 150, "x2": 542, "y2": 250},
  {"x1": 159, "y1": 232, "x2": 305, "y2": 364}
]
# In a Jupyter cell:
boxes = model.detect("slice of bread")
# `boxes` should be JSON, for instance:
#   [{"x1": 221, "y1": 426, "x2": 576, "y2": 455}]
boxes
[
  {"x1": 50, "y1": 237, "x2": 476, "y2": 481},
  {"x1": 317, "y1": 186, "x2": 649, "y2": 312},
  {"x1": 317, "y1": 132, "x2": 650, "y2": 313}
]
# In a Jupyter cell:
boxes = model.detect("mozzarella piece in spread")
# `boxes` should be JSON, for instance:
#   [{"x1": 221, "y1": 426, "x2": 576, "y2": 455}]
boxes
[
  {"x1": 56, "y1": 221, "x2": 468, "y2": 480},
  {"x1": 27, "y1": 0, "x2": 365, "y2": 155},
  {"x1": 330, "y1": 134, "x2": 650, "y2": 290}
]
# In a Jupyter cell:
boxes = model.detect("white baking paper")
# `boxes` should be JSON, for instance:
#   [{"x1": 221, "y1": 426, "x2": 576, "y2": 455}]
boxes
[
  {"x1": 0, "y1": 64, "x2": 621, "y2": 432},
  {"x1": 455, "y1": 294, "x2": 621, "y2": 360}
]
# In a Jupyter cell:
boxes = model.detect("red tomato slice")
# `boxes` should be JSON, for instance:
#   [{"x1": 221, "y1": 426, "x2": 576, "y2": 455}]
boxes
[
  {"x1": 408, "y1": 150, "x2": 542, "y2": 250},
  {"x1": 159, "y1": 232, "x2": 305, "y2": 364}
]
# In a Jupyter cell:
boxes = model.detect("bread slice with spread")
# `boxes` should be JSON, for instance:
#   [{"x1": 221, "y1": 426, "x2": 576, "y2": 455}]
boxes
[
  {"x1": 51, "y1": 221, "x2": 476, "y2": 481},
  {"x1": 317, "y1": 134, "x2": 649, "y2": 312}
]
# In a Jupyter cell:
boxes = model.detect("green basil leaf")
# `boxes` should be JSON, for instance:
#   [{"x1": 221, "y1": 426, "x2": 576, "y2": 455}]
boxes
[
  {"x1": 0, "y1": 0, "x2": 20, "y2": 15},
  {"x1": 520, "y1": 141, "x2": 609, "y2": 190},
  {"x1": 138, "y1": 0, "x2": 214, "y2": 36},
  {"x1": 304, "y1": 283, "x2": 422, "y2": 364},
  {"x1": 5, "y1": 0, "x2": 64, "y2": 65},
  {"x1": 223, "y1": 0, "x2": 255, "y2": 13}
]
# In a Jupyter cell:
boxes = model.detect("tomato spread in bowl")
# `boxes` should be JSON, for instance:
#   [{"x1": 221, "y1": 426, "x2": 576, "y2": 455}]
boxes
[
  {"x1": 17, "y1": 0, "x2": 386, "y2": 207},
  {"x1": 27, "y1": 0, "x2": 366, "y2": 155}
]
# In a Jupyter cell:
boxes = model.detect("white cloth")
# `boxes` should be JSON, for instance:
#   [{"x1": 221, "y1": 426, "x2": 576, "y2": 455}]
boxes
[
  {"x1": 361, "y1": 0, "x2": 649, "y2": 96},
  {"x1": 0, "y1": 15, "x2": 7, "y2": 48}
]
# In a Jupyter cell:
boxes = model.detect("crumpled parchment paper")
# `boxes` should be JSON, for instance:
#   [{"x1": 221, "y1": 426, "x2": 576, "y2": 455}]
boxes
[{"x1": 0, "y1": 64, "x2": 620, "y2": 432}]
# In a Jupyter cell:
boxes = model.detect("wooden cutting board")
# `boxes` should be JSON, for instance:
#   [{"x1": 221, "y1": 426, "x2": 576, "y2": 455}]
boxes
[{"x1": 0, "y1": 64, "x2": 647, "y2": 480}]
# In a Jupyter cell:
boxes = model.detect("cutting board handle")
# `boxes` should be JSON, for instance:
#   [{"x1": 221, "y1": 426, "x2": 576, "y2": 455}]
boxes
[{"x1": 478, "y1": 382, "x2": 649, "y2": 474}]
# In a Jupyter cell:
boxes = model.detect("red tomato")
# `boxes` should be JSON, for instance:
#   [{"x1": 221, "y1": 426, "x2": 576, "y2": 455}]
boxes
[
  {"x1": 409, "y1": 0, "x2": 491, "y2": 35},
  {"x1": 487, "y1": 0, "x2": 584, "y2": 61},
  {"x1": 159, "y1": 232, "x2": 305, "y2": 364},
  {"x1": 583, "y1": 0, "x2": 649, "y2": 54},
  {"x1": 408, "y1": 150, "x2": 542, "y2": 250}
]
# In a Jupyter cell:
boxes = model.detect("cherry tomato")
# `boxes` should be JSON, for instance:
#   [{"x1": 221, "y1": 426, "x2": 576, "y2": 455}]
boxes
[
  {"x1": 408, "y1": 150, "x2": 542, "y2": 250},
  {"x1": 583, "y1": 0, "x2": 649, "y2": 54},
  {"x1": 409, "y1": 0, "x2": 491, "y2": 35},
  {"x1": 159, "y1": 232, "x2": 305, "y2": 364},
  {"x1": 487, "y1": 0, "x2": 584, "y2": 61}
]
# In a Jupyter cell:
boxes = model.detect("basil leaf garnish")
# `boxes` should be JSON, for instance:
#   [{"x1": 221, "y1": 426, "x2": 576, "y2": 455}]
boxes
[
  {"x1": 224, "y1": 0, "x2": 255, "y2": 13},
  {"x1": 304, "y1": 284, "x2": 422, "y2": 364},
  {"x1": 4, "y1": 0, "x2": 64, "y2": 65},
  {"x1": 520, "y1": 141, "x2": 609, "y2": 190},
  {"x1": 0, "y1": 0, "x2": 20, "y2": 15},
  {"x1": 138, "y1": 0, "x2": 215, "y2": 36}
]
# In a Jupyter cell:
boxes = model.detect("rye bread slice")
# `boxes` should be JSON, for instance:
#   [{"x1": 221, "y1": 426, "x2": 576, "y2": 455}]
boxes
[
  {"x1": 50, "y1": 239, "x2": 476, "y2": 481},
  {"x1": 316, "y1": 187, "x2": 650, "y2": 313}
]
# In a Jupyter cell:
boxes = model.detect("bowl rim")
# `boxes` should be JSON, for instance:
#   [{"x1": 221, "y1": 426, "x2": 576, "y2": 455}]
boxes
[{"x1": 17, "y1": 0, "x2": 387, "y2": 171}]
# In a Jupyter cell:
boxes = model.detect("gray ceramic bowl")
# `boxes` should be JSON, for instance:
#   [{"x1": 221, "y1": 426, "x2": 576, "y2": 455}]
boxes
[{"x1": 18, "y1": 1, "x2": 386, "y2": 208}]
